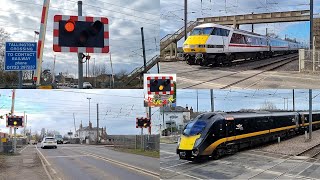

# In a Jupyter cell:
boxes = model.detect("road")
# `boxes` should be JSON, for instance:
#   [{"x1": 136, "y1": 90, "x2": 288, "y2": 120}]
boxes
[
  {"x1": 36, "y1": 144, "x2": 159, "y2": 180},
  {"x1": 160, "y1": 143, "x2": 320, "y2": 179},
  {"x1": 159, "y1": 59, "x2": 320, "y2": 89}
]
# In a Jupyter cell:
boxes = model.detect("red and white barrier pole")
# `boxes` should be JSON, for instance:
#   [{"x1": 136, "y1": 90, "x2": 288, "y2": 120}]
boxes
[{"x1": 35, "y1": 0, "x2": 50, "y2": 86}]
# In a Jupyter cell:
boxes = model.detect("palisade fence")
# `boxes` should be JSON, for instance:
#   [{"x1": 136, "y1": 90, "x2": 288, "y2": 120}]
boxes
[
  {"x1": 0, "y1": 138, "x2": 27, "y2": 153},
  {"x1": 106, "y1": 135, "x2": 159, "y2": 151},
  {"x1": 299, "y1": 49, "x2": 320, "y2": 72}
]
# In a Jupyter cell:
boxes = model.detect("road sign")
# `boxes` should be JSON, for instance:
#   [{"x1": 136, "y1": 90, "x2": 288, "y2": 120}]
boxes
[
  {"x1": 5, "y1": 42, "x2": 37, "y2": 71},
  {"x1": 68, "y1": 132, "x2": 73, "y2": 135},
  {"x1": 53, "y1": 15, "x2": 109, "y2": 53}
]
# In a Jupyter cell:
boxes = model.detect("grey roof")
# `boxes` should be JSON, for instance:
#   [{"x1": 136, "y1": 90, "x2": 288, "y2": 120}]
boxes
[
  {"x1": 77, "y1": 126, "x2": 103, "y2": 131},
  {"x1": 161, "y1": 106, "x2": 190, "y2": 112}
]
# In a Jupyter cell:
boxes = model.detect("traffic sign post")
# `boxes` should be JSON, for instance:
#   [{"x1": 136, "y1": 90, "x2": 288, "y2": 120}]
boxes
[{"x1": 5, "y1": 42, "x2": 37, "y2": 88}]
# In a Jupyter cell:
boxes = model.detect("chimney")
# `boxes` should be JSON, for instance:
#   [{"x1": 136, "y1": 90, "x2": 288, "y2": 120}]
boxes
[
  {"x1": 190, "y1": 107, "x2": 193, "y2": 114},
  {"x1": 186, "y1": 104, "x2": 188, "y2": 110},
  {"x1": 80, "y1": 121, "x2": 83, "y2": 129},
  {"x1": 89, "y1": 121, "x2": 92, "y2": 129}
]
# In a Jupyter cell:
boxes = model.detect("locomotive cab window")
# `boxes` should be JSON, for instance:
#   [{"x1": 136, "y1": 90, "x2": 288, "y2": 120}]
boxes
[
  {"x1": 211, "y1": 28, "x2": 230, "y2": 36},
  {"x1": 190, "y1": 27, "x2": 213, "y2": 36},
  {"x1": 183, "y1": 120, "x2": 207, "y2": 136}
]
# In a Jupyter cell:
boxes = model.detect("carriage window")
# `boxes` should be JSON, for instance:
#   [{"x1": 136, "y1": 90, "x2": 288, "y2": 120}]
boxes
[{"x1": 231, "y1": 33, "x2": 246, "y2": 44}]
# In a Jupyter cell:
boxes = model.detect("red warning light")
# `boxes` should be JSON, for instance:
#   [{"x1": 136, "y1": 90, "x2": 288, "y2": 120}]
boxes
[{"x1": 64, "y1": 20, "x2": 75, "y2": 32}]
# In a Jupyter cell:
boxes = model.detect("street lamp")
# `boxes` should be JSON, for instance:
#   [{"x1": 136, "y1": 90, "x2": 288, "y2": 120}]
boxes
[{"x1": 87, "y1": 98, "x2": 91, "y2": 126}]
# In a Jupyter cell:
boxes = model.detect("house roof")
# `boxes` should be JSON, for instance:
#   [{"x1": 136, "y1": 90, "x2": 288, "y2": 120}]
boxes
[
  {"x1": 161, "y1": 106, "x2": 190, "y2": 112},
  {"x1": 77, "y1": 126, "x2": 103, "y2": 131}
]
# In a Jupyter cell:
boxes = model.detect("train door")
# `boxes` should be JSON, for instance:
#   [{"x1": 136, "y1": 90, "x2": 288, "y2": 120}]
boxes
[{"x1": 225, "y1": 117, "x2": 236, "y2": 141}]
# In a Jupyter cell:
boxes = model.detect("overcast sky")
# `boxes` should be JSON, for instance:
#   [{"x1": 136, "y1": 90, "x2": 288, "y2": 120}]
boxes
[
  {"x1": 0, "y1": 0, "x2": 160, "y2": 77},
  {"x1": 161, "y1": 0, "x2": 318, "y2": 47},
  {"x1": 1, "y1": 89, "x2": 320, "y2": 136}
]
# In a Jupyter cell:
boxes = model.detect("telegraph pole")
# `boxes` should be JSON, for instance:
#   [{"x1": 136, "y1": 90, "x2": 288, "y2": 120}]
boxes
[
  {"x1": 184, "y1": 0, "x2": 187, "y2": 40},
  {"x1": 310, "y1": 0, "x2": 313, "y2": 50},
  {"x1": 196, "y1": 90, "x2": 199, "y2": 112},
  {"x1": 96, "y1": 103, "x2": 99, "y2": 144},
  {"x1": 309, "y1": 89, "x2": 312, "y2": 140},
  {"x1": 251, "y1": 12, "x2": 254, "y2": 33},
  {"x1": 77, "y1": 1, "x2": 83, "y2": 89},
  {"x1": 292, "y1": 89, "x2": 295, "y2": 111},
  {"x1": 210, "y1": 89, "x2": 214, "y2": 112},
  {"x1": 141, "y1": 27, "x2": 147, "y2": 72}
]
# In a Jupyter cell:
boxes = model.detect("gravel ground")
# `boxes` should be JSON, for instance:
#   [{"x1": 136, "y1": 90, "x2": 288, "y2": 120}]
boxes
[
  {"x1": 0, "y1": 146, "x2": 48, "y2": 180},
  {"x1": 256, "y1": 129, "x2": 320, "y2": 156},
  {"x1": 273, "y1": 59, "x2": 299, "y2": 71}
]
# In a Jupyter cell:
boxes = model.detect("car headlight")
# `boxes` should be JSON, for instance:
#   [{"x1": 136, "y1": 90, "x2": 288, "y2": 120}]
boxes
[{"x1": 194, "y1": 137, "x2": 203, "y2": 148}]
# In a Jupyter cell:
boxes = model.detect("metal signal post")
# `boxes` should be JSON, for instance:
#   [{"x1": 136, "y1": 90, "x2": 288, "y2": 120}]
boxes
[{"x1": 78, "y1": 1, "x2": 84, "y2": 88}]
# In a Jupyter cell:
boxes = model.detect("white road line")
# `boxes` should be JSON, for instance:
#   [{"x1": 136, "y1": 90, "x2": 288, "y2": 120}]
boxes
[
  {"x1": 65, "y1": 147, "x2": 159, "y2": 178},
  {"x1": 160, "y1": 167, "x2": 203, "y2": 180},
  {"x1": 160, "y1": 150, "x2": 176, "y2": 155},
  {"x1": 162, "y1": 161, "x2": 190, "y2": 168},
  {"x1": 19, "y1": 145, "x2": 29, "y2": 153},
  {"x1": 38, "y1": 147, "x2": 53, "y2": 180},
  {"x1": 45, "y1": 155, "x2": 91, "y2": 158},
  {"x1": 35, "y1": 145, "x2": 51, "y2": 166},
  {"x1": 161, "y1": 155, "x2": 177, "y2": 159}
]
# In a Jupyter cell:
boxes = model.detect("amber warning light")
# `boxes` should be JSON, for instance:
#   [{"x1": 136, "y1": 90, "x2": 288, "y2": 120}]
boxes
[{"x1": 64, "y1": 20, "x2": 75, "y2": 32}]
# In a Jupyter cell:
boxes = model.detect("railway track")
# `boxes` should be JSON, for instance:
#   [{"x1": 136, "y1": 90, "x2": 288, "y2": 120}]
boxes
[
  {"x1": 181, "y1": 54, "x2": 298, "y2": 89},
  {"x1": 297, "y1": 143, "x2": 320, "y2": 158}
]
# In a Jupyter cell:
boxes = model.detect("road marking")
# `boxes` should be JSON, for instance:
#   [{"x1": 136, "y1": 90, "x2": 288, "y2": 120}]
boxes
[
  {"x1": 35, "y1": 145, "x2": 51, "y2": 166},
  {"x1": 161, "y1": 155, "x2": 177, "y2": 159},
  {"x1": 160, "y1": 150, "x2": 176, "y2": 155},
  {"x1": 19, "y1": 145, "x2": 29, "y2": 153},
  {"x1": 162, "y1": 161, "x2": 190, "y2": 168},
  {"x1": 160, "y1": 167, "x2": 203, "y2": 180},
  {"x1": 36, "y1": 145, "x2": 53, "y2": 180},
  {"x1": 66, "y1": 148, "x2": 159, "y2": 178},
  {"x1": 45, "y1": 155, "x2": 91, "y2": 158}
]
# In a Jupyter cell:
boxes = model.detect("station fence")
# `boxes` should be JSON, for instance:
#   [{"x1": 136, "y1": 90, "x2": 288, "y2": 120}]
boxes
[
  {"x1": 105, "y1": 134, "x2": 159, "y2": 151},
  {"x1": 299, "y1": 49, "x2": 320, "y2": 72}
]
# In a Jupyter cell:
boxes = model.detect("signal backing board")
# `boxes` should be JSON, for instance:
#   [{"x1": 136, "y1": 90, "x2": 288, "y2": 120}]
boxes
[
  {"x1": 53, "y1": 15, "x2": 109, "y2": 53},
  {"x1": 144, "y1": 74, "x2": 176, "y2": 107}
]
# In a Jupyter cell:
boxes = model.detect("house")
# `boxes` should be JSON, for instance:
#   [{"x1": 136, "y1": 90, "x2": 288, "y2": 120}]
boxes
[
  {"x1": 160, "y1": 106, "x2": 192, "y2": 131},
  {"x1": 76, "y1": 121, "x2": 107, "y2": 144}
]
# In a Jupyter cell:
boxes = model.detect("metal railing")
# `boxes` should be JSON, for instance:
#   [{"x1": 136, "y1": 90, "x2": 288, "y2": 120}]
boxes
[
  {"x1": 106, "y1": 135, "x2": 159, "y2": 151},
  {"x1": 160, "y1": 21, "x2": 198, "y2": 52},
  {"x1": 124, "y1": 55, "x2": 160, "y2": 86},
  {"x1": 299, "y1": 49, "x2": 320, "y2": 72}
]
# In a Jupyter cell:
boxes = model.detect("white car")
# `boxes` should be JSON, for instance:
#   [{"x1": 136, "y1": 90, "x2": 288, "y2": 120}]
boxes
[
  {"x1": 83, "y1": 82, "x2": 92, "y2": 89},
  {"x1": 41, "y1": 137, "x2": 57, "y2": 149}
]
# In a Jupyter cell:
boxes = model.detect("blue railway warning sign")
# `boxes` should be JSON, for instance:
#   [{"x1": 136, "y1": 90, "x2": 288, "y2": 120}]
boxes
[{"x1": 5, "y1": 42, "x2": 37, "y2": 71}]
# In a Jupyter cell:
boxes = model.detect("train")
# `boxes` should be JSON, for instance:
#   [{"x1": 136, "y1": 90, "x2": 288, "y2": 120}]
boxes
[
  {"x1": 177, "y1": 111, "x2": 320, "y2": 161},
  {"x1": 183, "y1": 23, "x2": 303, "y2": 66}
]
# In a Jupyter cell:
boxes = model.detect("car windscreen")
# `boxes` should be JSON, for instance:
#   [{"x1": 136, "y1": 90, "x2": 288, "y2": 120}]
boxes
[
  {"x1": 190, "y1": 27, "x2": 213, "y2": 36},
  {"x1": 183, "y1": 120, "x2": 207, "y2": 136}
]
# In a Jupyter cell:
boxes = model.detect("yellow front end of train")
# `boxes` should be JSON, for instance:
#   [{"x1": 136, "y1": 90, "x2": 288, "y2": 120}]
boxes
[{"x1": 183, "y1": 35, "x2": 208, "y2": 53}]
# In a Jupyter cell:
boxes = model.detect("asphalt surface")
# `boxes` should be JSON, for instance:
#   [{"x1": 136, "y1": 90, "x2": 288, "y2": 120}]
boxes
[
  {"x1": 159, "y1": 59, "x2": 320, "y2": 89},
  {"x1": 160, "y1": 143, "x2": 320, "y2": 179},
  {"x1": 36, "y1": 144, "x2": 159, "y2": 180}
]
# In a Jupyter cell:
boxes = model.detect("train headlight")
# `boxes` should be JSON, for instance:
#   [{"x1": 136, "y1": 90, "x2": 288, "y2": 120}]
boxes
[
  {"x1": 194, "y1": 137, "x2": 203, "y2": 148},
  {"x1": 198, "y1": 44, "x2": 205, "y2": 48},
  {"x1": 183, "y1": 44, "x2": 189, "y2": 48}
]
